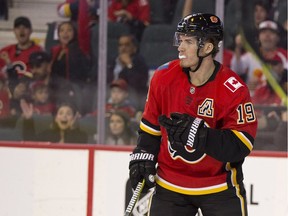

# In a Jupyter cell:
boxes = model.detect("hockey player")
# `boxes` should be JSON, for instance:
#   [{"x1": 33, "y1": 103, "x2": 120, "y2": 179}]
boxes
[{"x1": 128, "y1": 13, "x2": 258, "y2": 215}]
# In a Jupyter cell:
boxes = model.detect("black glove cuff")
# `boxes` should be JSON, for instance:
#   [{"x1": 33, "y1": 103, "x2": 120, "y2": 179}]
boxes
[
  {"x1": 186, "y1": 117, "x2": 205, "y2": 148},
  {"x1": 129, "y1": 147, "x2": 156, "y2": 168},
  {"x1": 129, "y1": 147, "x2": 157, "y2": 191},
  {"x1": 193, "y1": 126, "x2": 208, "y2": 150}
]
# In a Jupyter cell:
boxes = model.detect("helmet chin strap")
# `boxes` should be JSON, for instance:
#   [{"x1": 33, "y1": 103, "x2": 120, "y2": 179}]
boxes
[{"x1": 189, "y1": 47, "x2": 212, "y2": 73}]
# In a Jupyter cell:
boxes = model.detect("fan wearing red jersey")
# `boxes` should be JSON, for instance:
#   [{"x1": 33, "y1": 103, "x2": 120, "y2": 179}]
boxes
[
  {"x1": 0, "y1": 16, "x2": 42, "y2": 92},
  {"x1": 128, "y1": 13, "x2": 258, "y2": 216}
]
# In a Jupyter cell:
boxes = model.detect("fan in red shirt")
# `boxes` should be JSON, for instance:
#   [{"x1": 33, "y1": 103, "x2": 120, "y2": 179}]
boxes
[
  {"x1": 128, "y1": 13, "x2": 257, "y2": 215},
  {"x1": 0, "y1": 16, "x2": 42, "y2": 92},
  {"x1": 108, "y1": 0, "x2": 150, "y2": 40},
  {"x1": 252, "y1": 54, "x2": 287, "y2": 105}
]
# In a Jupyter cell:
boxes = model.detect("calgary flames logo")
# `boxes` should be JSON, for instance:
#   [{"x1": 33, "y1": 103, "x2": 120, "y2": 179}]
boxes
[{"x1": 210, "y1": 16, "x2": 218, "y2": 23}]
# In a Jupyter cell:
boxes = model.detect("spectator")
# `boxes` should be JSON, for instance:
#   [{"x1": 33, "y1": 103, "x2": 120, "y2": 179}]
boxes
[
  {"x1": 28, "y1": 51, "x2": 51, "y2": 85},
  {"x1": 50, "y1": 21, "x2": 92, "y2": 114},
  {"x1": 267, "y1": 0, "x2": 287, "y2": 49},
  {"x1": 107, "y1": 78, "x2": 136, "y2": 117},
  {"x1": 104, "y1": 110, "x2": 137, "y2": 145},
  {"x1": 251, "y1": 55, "x2": 287, "y2": 151},
  {"x1": 88, "y1": 78, "x2": 136, "y2": 118},
  {"x1": 108, "y1": 0, "x2": 151, "y2": 41},
  {"x1": 0, "y1": 74, "x2": 31, "y2": 127},
  {"x1": 258, "y1": 20, "x2": 287, "y2": 66},
  {"x1": 0, "y1": 73, "x2": 30, "y2": 128},
  {"x1": 254, "y1": 55, "x2": 287, "y2": 103},
  {"x1": 57, "y1": 0, "x2": 99, "y2": 55},
  {"x1": 107, "y1": 33, "x2": 149, "y2": 110},
  {"x1": 0, "y1": 16, "x2": 42, "y2": 92},
  {"x1": 29, "y1": 81, "x2": 56, "y2": 115},
  {"x1": 252, "y1": 55, "x2": 287, "y2": 131},
  {"x1": 20, "y1": 100, "x2": 88, "y2": 143},
  {"x1": 231, "y1": 20, "x2": 287, "y2": 93},
  {"x1": 28, "y1": 50, "x2": 82, "y2": 114},
  {"x1": 242, "y1": 0, "x2": 271, "y2": 52},
  {"x1": 231, "y1": 33, "x2": 250, "y2": 82},
  {"x1": 50, "y1": 21, "x2": 91, "y2": 87},
  {"x1": 9, "y1": 76, "x2": 31, "y2": 118}
]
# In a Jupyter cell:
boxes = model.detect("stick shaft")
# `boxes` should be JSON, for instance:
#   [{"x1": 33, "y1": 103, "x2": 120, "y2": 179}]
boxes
[{"x1": 124, "y1": 179, "x2": 145, "y2": 216}]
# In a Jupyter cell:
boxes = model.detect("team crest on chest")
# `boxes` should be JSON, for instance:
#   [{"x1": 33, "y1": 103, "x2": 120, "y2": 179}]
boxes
[{"x1": 198, "y1": 98, "x2": 214, "y2": 118}]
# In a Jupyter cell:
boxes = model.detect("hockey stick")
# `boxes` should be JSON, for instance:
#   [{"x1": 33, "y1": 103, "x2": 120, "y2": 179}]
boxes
[{"x1": 124, "y1": 179, "x2": 145, "y2": 216}]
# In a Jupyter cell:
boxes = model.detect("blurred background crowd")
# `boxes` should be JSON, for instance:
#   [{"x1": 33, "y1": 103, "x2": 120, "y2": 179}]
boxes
[{"x1": 0, "y1": 0, "x2": 287, "y2": 151}]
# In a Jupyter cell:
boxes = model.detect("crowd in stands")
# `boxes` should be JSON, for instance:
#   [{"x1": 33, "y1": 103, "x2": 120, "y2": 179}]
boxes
[{"x1": 0, "y1": 0, "x2": 287, "y2": 150}]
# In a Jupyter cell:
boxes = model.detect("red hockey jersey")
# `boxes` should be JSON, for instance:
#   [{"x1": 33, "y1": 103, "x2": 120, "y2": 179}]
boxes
[
  {"x1": 140, "y1": 60, "x2": 257, "y2": 195},
  {"x1": 108, "y1": 0, "x2": 150, "y2": 24},
  {"x1": 0, "y1": 43, "x2": 42, "y2": 77}
]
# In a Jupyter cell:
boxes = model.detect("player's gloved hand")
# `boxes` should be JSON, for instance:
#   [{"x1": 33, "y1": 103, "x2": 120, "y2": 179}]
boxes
[
  {"x1": 129, "y1": 147, "x2": 156, "y2": 193},
  {"x1": 158, "y1": 112, "x2": 205, "y2": 149}
]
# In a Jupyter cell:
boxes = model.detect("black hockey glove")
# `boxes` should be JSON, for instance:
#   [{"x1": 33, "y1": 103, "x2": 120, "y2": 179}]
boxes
[
  {"x1": 158, "y1": 112, "x2": 206, "y2": 149},
  {"x1": 129, "y1": 147, "x2": 157, "y2": 193}
]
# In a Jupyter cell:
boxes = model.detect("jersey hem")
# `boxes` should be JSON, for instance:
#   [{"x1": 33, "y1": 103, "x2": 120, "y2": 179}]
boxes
[{"x1": 156, "y1": 175, "x2": 228, "y2": 195}]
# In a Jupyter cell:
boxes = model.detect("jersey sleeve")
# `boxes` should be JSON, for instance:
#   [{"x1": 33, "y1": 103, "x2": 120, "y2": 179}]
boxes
[{"x1": 136, "y1": 69, "x2": 162, "y2": 155}]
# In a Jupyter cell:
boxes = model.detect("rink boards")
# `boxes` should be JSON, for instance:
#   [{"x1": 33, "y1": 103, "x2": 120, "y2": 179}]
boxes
[{"x1": 0, "y1": 141, "x2": 287, "y2": 216}]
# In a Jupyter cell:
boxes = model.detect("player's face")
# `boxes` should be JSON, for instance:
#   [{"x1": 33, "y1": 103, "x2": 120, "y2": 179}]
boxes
[
  {"x1": 177, "y1": 34, "x2": 199, "y2": 68},
  {"x1": 14, "y1": 25, "x2": 32, "y2": 45}
]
